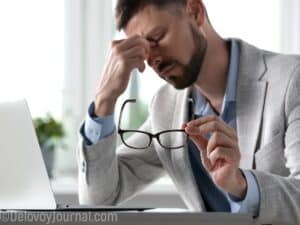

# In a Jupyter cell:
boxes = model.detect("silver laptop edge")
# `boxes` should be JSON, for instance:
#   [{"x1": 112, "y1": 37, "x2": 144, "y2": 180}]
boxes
[{"x1": 0, "y1": 99, "x2": 56, "y2": 209}]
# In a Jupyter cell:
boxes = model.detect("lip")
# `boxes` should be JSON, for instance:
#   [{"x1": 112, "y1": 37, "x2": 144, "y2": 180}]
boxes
[{"x1": 160, "y1": 63, "x2": 176, "y2": 78}]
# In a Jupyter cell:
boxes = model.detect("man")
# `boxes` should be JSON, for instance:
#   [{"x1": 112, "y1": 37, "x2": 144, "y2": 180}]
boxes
[{"x1": 77, "y1": 0, "x2": 300, "y2": 224}]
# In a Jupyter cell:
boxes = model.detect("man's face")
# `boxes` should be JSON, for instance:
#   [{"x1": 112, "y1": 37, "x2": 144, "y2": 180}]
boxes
[{"x1": 125, "y1": 4, "x2": 207, "y2": 89}]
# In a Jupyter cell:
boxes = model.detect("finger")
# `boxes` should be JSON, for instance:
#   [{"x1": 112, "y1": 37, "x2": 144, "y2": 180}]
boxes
[
  {"x1": 181, "y1": 123, "x2": 188, "y2": 130},
  {"x1": 187, "y1": 116, "x2": 237, "y2": 140},
  {"x1": 207, "y1": 131, "x2": 236, "y2": 156},
  {"x1": 189, "y1": 135, "x2": 212, "y2": 170},
  {"x1": 123, "y1": 46, "x2": 147, "y2": 60},
  {"x1": 208, "y1": 146, "x2": 233, "y2": 168},
  {"x1": 188, "y1": 115, "x2": 228, "y2": 132},
  {"x1": 128, "y1": 58, "x2": 146, "y2": 73},
  {"x1": 187, "y1": 115, "x2": 219, "y2": 126},
  {"x1": 184, "y1": 124, "x2": 235, "y2": 148},
  {"x1": 184, "y1": 125, "x2": 202, "y2": 135},
  {"x1": 136, "y1": 60, "x2": 146, "y2": 73},
  {"x1": 188, "y1": 134, "x2": 208, "y2": 150},
  {"x1": 114, "y1": 35, "x2": 139, "y2": 49},
  {"x1": 111, "y1": 39, "x2": 124, "y2": 47},
  {"x1": 191, "y1": 120, "x2": 236, "y2": 140},
  {"x1": 118, "y1": 35, "x2": 150, "y2": 55}
]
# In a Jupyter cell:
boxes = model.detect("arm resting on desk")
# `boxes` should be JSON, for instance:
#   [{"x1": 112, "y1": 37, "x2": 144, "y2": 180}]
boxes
[{"x1": 77, "y1": 117, "x2": 165, "y2": 206}]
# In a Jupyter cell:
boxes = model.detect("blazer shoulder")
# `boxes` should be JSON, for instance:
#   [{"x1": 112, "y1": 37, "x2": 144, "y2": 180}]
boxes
[
  {"x1": 264, "y1": 51, "x2": 300, "y2": 77},
  {"x1": 238, "y1": 39, "x2": 300, "y2": 81}
]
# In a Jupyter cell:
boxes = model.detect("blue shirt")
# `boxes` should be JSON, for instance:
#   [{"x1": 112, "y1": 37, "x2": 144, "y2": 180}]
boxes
[
  {"x1": 81, "y1": 39, "x2": 260, "y2": 217},
  {"x1": 191, "y1": 40, "x2": 259, "y2": 217}
]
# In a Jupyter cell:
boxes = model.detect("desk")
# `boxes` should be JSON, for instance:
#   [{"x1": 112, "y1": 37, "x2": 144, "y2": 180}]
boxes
[{"x1": 0, "y1": 211, "x2": 254, "y2": 225}]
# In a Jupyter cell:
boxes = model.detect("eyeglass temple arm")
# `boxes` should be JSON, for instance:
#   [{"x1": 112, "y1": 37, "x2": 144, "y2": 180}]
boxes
[
  {"x1": 118, "y1": 99, "x2": 137, "y2": 130},
  {"x1": 188, "y1": 97, "x2": 195, "y2": 120},
  {"x1": 118, "y1": 98, "x2": 194, "y2": 131}
]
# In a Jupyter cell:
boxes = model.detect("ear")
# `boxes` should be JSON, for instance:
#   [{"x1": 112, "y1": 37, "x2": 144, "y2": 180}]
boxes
[{"x1": 186, "y1": 0, "x2": 206, "y2": 26}]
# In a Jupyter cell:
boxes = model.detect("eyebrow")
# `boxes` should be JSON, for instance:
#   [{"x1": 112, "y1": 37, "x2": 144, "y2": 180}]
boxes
[{"x1": 144, "y1": 26, "x2": 165, "y2": 39}]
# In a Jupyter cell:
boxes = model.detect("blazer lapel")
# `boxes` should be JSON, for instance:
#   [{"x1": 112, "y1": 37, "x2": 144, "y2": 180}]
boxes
[
  {"x1": 236, "y1": 40, "x2": 268, "y2": 169},
  {"x1": 171, "y1": 87, "x2": 206, "y2": 211}
]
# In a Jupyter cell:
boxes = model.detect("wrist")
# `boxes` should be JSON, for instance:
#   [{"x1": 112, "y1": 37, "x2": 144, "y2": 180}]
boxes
[
  {"x1": 228, "y1": 169, "x2": 247, "y2": 199},
  {"x1": 94, "y1": 93, "x2": 117, "y2": 117}
]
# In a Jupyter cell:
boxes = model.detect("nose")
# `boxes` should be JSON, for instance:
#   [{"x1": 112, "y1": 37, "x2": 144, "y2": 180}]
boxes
[{"x1": 147, "y1": 52, "x2": 162, "y2": 72}]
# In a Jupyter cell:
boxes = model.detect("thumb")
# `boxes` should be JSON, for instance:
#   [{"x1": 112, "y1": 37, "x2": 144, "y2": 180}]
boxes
[{"x1": 189, "y1": 134, "x2": 207, "y2": 151}]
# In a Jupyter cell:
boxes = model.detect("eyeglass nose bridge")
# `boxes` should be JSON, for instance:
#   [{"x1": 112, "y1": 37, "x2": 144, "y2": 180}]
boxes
[{"x1": 137, "y1": 132, "x2": 162, "y2": 149}]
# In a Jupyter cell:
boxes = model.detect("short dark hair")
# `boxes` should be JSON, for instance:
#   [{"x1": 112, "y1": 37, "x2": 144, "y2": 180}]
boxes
[{"x1": 115, "y1": 0, "x2": 187, "y2": 31}]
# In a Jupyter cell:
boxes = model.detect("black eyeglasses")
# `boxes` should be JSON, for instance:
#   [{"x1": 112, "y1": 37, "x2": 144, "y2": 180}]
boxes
[{"x1": 118, "y1": 99, "x2": 194, "y2": 150}]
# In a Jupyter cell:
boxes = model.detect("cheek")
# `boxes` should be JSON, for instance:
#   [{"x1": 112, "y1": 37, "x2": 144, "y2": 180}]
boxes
[{"x1": 163, "y1": 29, "x2": 195, "y2": 65}]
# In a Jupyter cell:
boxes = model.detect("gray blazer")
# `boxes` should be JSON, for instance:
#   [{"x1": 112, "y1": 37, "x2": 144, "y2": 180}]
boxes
[{"x1": 77, "y1": 40, "x2": 300, "y2": 225}]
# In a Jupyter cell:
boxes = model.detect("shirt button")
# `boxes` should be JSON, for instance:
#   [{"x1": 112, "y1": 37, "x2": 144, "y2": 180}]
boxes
[{"x1": 82, "y1": 161, "x2": 86, "y2": 172}]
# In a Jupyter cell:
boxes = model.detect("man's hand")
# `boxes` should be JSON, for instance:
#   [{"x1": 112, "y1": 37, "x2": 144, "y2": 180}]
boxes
[
  {"x1": 183, "y1": 115, "x2": 247, "y2": 198},
  {"x1": 94, "y1": 35, "x2": 150, "y2": 117}
]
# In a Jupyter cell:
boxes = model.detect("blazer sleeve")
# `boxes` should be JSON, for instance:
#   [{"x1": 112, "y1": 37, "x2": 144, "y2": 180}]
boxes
[
  {"x1": 77, "y1": 114, "x2": 166, "y2": 206},
  {"x1": 252, "y1": 63, "x2": 300, "y2": 225}
]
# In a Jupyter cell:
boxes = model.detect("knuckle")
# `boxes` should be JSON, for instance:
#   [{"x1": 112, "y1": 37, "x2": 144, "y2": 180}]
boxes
[{"x1": 212, "y1": 121, "x2": 219, "y2": 130}]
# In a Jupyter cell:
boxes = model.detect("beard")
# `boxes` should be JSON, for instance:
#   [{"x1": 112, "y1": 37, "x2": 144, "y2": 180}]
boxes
[{"x1": 162, "y1": 24, "x2": 207, "y2": 89}]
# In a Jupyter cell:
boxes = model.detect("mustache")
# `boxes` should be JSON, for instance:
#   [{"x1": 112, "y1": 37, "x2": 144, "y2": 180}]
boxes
[{"x1": 158, "y1": 60, "x2": 176, "y2": 72}]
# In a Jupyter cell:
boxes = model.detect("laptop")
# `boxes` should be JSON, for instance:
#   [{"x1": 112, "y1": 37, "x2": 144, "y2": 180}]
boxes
[
  {"x1": 0, "y1": 99, "x2": 56, "y2": 210},
  {"x1": 0, "y1": 99, "x2": 151, "y2": 211}
]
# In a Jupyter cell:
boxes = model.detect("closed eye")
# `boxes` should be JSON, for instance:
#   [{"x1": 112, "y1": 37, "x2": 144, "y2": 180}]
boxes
[
  {"x1": 147, "y1": 38, "x2": 159, "y2": 47},
  {"x1": 147, "y1": 33, "x2": 165, "y2": 47},
  {"x1": 146, "y1": 27, "x2": 166, "y2": 47}
]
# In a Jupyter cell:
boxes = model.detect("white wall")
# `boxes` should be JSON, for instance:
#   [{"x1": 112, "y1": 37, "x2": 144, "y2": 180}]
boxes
[
  {"x1": 58, "y1": 0, "x2": 113, "y2": 173},
  {"x1": 281, "y1": 0, "x2": 300, "y2": 54}
]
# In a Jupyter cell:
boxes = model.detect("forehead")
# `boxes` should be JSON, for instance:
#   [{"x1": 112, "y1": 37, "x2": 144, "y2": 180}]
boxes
[{"x1": 124, "y1": 5, "x2": 181, "y2": 37}]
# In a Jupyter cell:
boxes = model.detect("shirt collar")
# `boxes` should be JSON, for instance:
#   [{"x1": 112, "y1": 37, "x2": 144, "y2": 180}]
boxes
[{"x1": 192, "y1": 39, "x2": 240, "y2": 116}]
